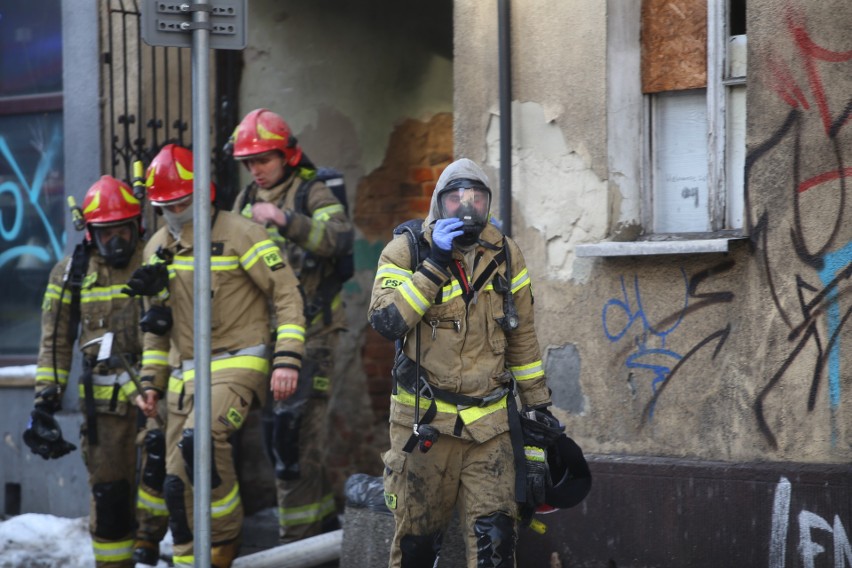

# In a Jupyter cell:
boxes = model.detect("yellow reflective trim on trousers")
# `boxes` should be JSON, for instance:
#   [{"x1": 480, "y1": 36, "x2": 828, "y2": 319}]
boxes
[
  {"x1": 510, "y1": 360, "x2": 544, "y2": 381},
  {"x1": 277, "y1": 323, "x2": 306, "y2": 342},
  {"x1": 211, "y1": 482, "x2": 241, "y2": 518},
  {"x1": 278, "y1": 492, "x2": 336, "y2": 527},
  {"x1": 240, "y1": 239, "x2": 278, "y2": 271},
  {"x1": 137, "y1": 487, "x2": 169, "y2": 515},
  {"x1": 36, "y1": 367, "x2": 68, "y2": 385},
  {"x1": 92, "y1": 538, "x2": 134, "y2": 561},
  {"x1": 142, "y1": 349, "x2": 169, "y2": 368},
  {"x1": 524, "y1": 446, "x2": 545, "y2": 462},
  {"x1": 309, "y1": 293, "x2": 343, "y2": 326},
  {"x1": 182, "y1": 355, "x2": 270, "y2": 382},
  {"x1": 392, "y1": 390, "x2": 507, "y2": 425},
  {"x1": 399, "y1": 280, "x2": 429, "y2": 316}
]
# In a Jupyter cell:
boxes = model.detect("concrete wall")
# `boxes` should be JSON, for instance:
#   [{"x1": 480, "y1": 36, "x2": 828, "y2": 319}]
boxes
[{"x1": 455, "y1": 0, "x2": 852, "y2": 462}]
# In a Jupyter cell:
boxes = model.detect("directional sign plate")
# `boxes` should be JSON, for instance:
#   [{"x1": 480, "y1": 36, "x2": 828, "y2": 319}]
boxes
[{"x1": 141, "y1": 0, "x2": 247, "y2": 50}]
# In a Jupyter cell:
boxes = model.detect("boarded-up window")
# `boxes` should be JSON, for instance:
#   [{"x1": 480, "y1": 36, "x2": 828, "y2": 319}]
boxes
[{"x1": 641, "y1": 0, "x2": 707, "y2": 93}]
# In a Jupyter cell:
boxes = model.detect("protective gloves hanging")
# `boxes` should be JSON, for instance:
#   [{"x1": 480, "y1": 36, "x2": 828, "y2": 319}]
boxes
[{"x1": 22, "y1": 386, "x2": 76, "y2": 460}]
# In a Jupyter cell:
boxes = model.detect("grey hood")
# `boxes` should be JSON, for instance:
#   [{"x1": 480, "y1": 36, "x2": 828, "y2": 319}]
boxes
[{"x1": 425, "y1": 158, "x2": 491, "y2": 225}]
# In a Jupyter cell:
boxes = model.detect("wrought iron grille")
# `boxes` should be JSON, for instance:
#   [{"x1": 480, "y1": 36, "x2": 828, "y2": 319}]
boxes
[{"x1": 101, "y1": 0, "x2": 242, "y2": 216}]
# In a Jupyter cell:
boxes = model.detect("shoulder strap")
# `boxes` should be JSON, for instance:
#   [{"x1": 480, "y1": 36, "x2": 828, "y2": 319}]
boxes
[
  {"x1": 67, "y1": 243, "x2": 91, "y2": 343},
  {"x1": 294, "y1": 176, "x2": 318, "y2": 216}
]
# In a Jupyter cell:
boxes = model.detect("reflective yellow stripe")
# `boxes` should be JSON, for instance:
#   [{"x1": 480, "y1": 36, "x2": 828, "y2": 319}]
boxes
[
  {"x1": 36, "y1": 367, "x2": 68, "y2": 385},
  {"x1": 173, "y1": 555, "x2": 194, "y2": 567},
  {"x1": 80, "y1": 284, "x2": 131, "y2": 303},
  {"x1": 44, "y1": 283, "x2": 71, "y2": 304},
  {"x1": 92, "y1": 538, "x2": 134, "y2": 562},
  {"x1": 241, "y1": 239, "x2": 278, "y2": 270},
  {"x1": 392, "y1": 390, "x2": 507, "y2": 425},
  {"x1": 440, "y1": 280, "x2": 464, "y2": 303},
  {"x1": 511, "y1": 268, "x2": 531, "y2": 293},
  {"x1": 142, "y1": 349, "x2": 169, "y2": 368},
  {"x1": 313, "y1": 203, "x2": 344, "y2": 221},
  {"x1": 78, "y1": 383, "x2": 131, "y2": 402},
  {"x1": 525, "y1": 446, "x2": 545, "y2": 462},
  {"x1": 510, "y1": 360, "x2": 544, "y2": 381},
  {"x1": 211, "y1": 482, "x2": 241, "y2": 518},
  {"x1": 168, "y1": 371, "x2": 185, "y2": 394},
  {"x1": 137, "y1": 487, "x2": 169, "y2": 515},
  {"x1": 183, "y1": 355, "x2": 269, "y2": 382},
  {"x1": 279, "y1": 492, "x2": 336, "y2": 527},
  {"x1": 171, "y1": 255, "x2": 240, "y2": 272},
  {"x1": 399, "y1": 281, "x2": 429, "y2": 316},
  {"x1": 276, "y1": 323, "x2": 306, "y2": 342},
  {"x1": 375, "y1": 264, "x2": 413, "y2": 280}
]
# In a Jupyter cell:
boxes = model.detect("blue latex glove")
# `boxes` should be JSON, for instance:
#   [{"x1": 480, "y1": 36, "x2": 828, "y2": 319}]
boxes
[{"x1": 429, "y1": 218, "x2": 464, "y2": 267}]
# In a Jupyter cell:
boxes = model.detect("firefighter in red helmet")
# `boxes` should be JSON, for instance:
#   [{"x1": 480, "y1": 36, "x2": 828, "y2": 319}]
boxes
[
  {"x1": 25, "y1": 175, "x2": 167, "y2": 567},
  {"x1": 230, "y1": 109, "x2": 353, "y2": 543},
  {"x1": 129, "y1": 144, "x2": 306, "y2": 568}
]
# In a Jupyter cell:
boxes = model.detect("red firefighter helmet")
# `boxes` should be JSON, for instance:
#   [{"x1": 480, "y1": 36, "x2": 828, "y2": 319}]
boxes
[
  {"x1": 82, "y1": 175, "x2": 141, "y2": 227},
  {"x1": 145, "y1": 144, "x2": 216, "y2": 206},
  {"x1": 82, "y1": 175, "x2": 142, "y2": 267},
  {"x1": 230, "y1": 108, "x2": 303, "y2": 166}
]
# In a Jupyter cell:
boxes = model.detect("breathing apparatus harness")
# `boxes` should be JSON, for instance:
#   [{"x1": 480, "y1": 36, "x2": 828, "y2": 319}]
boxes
[{"x1": 391, "y1": 220, "x2": 519, "y2": 454}]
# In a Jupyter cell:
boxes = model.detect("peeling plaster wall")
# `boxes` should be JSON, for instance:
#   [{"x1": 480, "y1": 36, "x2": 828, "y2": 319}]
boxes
[{"x1": 454, "y1": 0, "x2": 852, "y2": 467}]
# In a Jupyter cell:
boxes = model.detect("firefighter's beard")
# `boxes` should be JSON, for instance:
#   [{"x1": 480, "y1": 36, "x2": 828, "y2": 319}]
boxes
[{"x1": 162, "y1": 207, "x2": 194, "y2": 239}]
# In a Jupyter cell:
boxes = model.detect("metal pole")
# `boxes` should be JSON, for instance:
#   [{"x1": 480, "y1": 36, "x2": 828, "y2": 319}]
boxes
[
  {"x1": 190, "y1": 1, "x2": 213, "y2": 566},
  {"x1": 498, "y1": 0, "x2": 512, "y2": 237}
]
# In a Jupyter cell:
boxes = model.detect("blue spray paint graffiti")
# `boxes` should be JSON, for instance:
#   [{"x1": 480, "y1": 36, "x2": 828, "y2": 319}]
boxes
[
  {"x1": 0, "y1": 129, "x2": 65, "y2": 269},
  {"x1": 601, "y1": 269, "x2": 689, "y2": 417}
]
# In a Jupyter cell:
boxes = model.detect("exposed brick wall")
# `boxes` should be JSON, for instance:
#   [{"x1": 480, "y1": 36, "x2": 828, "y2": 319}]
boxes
[
  {"x1": 353, "y1": 112, "x2": 453, "y2": 241},
  {"x1": 353, "y1": 112, "x2": 453, "y2": 429}
]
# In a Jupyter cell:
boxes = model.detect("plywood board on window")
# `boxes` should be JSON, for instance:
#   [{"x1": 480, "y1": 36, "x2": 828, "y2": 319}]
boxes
[{"x1": 642, "y1": 0, "x2": 707, "y2": 93}]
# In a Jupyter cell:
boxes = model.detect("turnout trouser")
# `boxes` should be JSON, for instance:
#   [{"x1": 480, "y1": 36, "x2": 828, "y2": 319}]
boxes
[
  {"x1": 383, "y1": 422, "x2": 518, "y2": 568},
  {"x1": 81, "y1": 410, "x2": 138, "y2": 568},
  {"x1": 164, "y1": 356, "x2": 267, "y2": 568}
]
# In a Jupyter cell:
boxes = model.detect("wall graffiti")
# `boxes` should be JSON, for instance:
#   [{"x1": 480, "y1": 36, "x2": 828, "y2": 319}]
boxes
[
  {"x1": 747, "y1": 5, "x2": 852, "y2": 449},
  {"x1": 769, "y1": 476, "x2": 852, "y2": 568},
  {"x1": 601, "y1": 261, "x2": 734, "y2": 423},
  {"x1": 0, "y1": 129, "x2": 65, "y2": 270}
]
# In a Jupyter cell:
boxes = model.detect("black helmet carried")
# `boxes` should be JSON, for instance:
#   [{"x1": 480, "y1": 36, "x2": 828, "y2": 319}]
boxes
[{"x1": 542, "y1": 434, "x2": 592, "y2": 510}]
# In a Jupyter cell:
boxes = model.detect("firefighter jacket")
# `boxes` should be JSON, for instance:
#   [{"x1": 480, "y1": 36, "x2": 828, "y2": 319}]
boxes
[
  {"x1": 233, "y1": 172, "x2": 353, "y2": 335},
  {"x1": 368, "y1": 221, "x2": 551, "y2": 444},
  {"x1": 36, "y1": 245, "x2": 145, "y2": 414},
  {"x1": 139, "y1": 209, "x2": 305, "y2": 396}
]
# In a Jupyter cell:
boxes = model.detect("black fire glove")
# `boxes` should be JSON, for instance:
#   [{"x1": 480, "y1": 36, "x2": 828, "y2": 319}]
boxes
[
  {"x1": 122, "y1": 264, "x2": 169, "y2": 297},
  {"x1": 23, "y1": 408, "x2": 76, "y2": 460},
  {"x1": 140, "y1": 304, "x2": 173, "y2": 335},
  {"x1": 524, "y1": 445, "x2": 550, "y2": 506}
]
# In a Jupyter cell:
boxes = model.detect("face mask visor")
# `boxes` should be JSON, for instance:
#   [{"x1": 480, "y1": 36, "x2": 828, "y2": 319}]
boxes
[
  {"x1": 92, "y1": 220, "x2": 138, "y2": 268},
  {"x1": 438, "y1": 180, "x2": 491, "y2": 245}
]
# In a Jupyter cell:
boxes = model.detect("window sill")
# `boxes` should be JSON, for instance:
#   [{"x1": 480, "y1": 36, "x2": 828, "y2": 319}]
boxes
[
  {"x1": 0, "y1": 364, "x2": 36, "y2": 388},
  {"x1": 575, "y1": 235, "x2": 747, "y2": 257}
]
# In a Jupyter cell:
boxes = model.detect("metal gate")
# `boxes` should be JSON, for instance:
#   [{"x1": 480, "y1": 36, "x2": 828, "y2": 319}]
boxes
[{"x1": 101, "y1": 0, "x2": 242, "y2": 220}]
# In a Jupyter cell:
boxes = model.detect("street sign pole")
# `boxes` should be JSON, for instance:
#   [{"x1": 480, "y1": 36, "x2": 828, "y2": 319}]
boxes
[
  {"x1": 190, "y1": 2, "x2": 213, "y2": 567},
  {"x1": 140, "y1": 2, "x2": 246, "y2": 566}
]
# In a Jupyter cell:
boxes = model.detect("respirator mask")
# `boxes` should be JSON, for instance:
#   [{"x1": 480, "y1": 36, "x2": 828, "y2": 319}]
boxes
[
  {"x1": 92, "y1": 221, "x2": 138, "y2": 268},
  {"x1": 437, "y1": 178, "x2": 491, "y2": 247}
]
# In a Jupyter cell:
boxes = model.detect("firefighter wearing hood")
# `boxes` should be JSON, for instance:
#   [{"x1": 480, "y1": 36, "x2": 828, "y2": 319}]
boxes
[{"x1": 368, "y1": 158, "x2": 554, "y2": 567}]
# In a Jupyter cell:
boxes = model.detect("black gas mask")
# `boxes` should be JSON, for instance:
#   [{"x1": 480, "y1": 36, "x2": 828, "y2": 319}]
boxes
[
  {"x1": 92, "y1": 221, "x2": 138, "y2": 268},
  {"x1": 437, "y1": 178, "x2": 491, "y2": 247}
]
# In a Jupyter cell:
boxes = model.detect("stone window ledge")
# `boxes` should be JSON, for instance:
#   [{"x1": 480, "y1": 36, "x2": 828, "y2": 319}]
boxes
[{"x1": 576, "y1": 235, "x2": 748, "y2": 257}]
